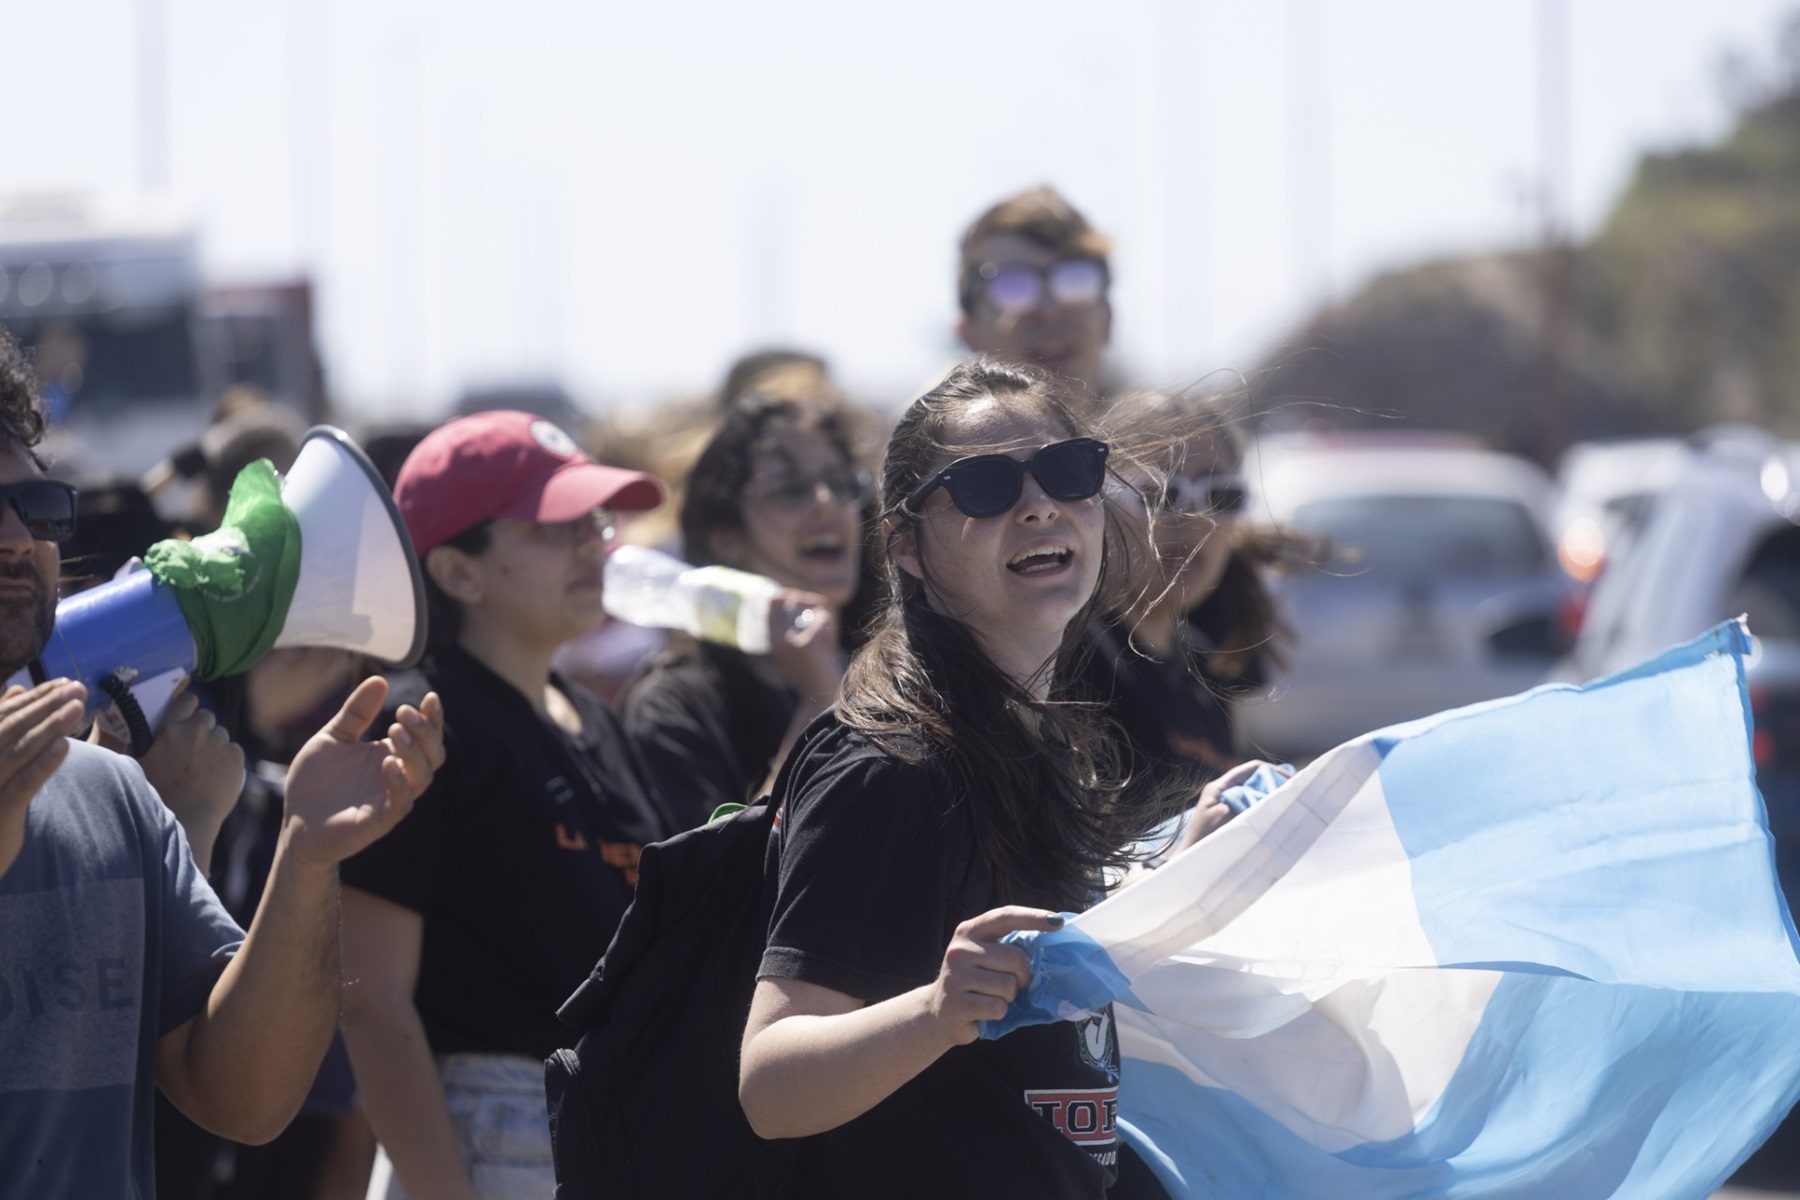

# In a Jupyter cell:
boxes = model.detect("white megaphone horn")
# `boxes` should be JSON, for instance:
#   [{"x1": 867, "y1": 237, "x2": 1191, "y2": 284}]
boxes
[
  {"x1": 270, "y1": 427, "x2": 428, "y2": 662},
  {"x1": 10, "y1": 426, "x2": 427, "y2": 746}
]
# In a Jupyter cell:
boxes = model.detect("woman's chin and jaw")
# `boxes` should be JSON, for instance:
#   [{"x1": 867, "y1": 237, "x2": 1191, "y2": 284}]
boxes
[{"x1": 901, "y1": 517, "x2": 1103, "y2": 685}]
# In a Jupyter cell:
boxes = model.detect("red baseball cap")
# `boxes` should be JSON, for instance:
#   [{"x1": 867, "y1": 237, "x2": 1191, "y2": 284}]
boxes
[{"x1": 394, "y1": 410, "x2": 664, "y2": 556}]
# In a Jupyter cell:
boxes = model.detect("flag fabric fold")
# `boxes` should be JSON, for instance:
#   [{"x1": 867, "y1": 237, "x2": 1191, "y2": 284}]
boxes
[{"x1": 990, "y1": 620, "x2": 1800, "y2": 1198}]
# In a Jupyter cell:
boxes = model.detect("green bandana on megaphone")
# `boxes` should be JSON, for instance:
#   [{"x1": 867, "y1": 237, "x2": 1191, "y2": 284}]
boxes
[{"x1": 143, "y1": 459, "x2": 302, "y2": 679}]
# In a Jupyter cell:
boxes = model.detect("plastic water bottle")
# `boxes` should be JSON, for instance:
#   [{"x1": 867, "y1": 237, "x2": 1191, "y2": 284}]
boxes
[{"x1": 603, "y1": 544, "x2": 779, "y2": 654}]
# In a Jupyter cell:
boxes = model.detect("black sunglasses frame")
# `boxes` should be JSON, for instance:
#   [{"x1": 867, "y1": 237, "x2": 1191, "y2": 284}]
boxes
[
  {"x1": 744, "y1": 469, "x2": 873, "y2": 511},
  {"x1": 1160, "y1": 476, "x2": 1247, "y2": 518},
  {"x1": 0, "y1": 480, "x2": 78, "y2": 542},
  {"x1": 903, "y1": 438, "x2": 1111, "y2": 520}
]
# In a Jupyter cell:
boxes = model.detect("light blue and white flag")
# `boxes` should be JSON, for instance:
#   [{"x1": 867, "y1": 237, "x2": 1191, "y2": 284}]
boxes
[{"x1": 989, "y1": 620, "x2": 1800, "y2": 1198}]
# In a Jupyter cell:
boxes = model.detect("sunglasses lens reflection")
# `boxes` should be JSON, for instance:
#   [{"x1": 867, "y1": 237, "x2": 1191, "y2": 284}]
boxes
[
  {"x1": 1046, "y1": 259, "x2": 1106, "y2": 306},
  {"x1": 8, "y1": 482, "x2": 76, "y2": 541},
  {"x1": 979, "y1": 259, "x2": 1106, "y2": 312},
  {"x1": 984, "y1": 266, "x2": 1045, "y2": 312}
]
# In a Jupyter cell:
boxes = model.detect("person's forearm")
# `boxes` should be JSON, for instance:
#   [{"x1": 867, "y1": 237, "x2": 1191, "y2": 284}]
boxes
[
  {"x1": 177, "y1": 815, "x2": 224, "y2": 879},
  {"x1": 165, "y1": 822, "x2": 339, "y2": 1142},
  {"x1": 739, "y1": 984, "x2": 955, "y2": 1139},
  {"x1": 339, "y1": 993, "x2": 480, "y2": 1200}
]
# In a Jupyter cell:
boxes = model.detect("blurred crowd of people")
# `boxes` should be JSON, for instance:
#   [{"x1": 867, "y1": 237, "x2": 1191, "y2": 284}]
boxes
[{"x1": 4, "y1": 185, "x2": 1312, "y2": 1200}]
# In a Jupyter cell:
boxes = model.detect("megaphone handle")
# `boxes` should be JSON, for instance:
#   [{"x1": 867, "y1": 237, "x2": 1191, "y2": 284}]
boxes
[{"x1": 97, "y1": 672, "x2": 154, "y2": 758}]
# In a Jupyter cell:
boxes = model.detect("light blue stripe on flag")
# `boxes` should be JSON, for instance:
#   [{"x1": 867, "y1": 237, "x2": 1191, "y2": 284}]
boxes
[
  {"x1": 986, "y1": 620, "x2": 1800, "y2": 1198},
  {"x1": 1376, "y1": 622, "x2": 1800, "y2": 988}
]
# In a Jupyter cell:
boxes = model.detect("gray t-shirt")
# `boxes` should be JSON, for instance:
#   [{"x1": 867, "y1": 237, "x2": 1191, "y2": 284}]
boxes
[{"x1": 0, "y1": 740, "x2": 245, "y2": 1199}]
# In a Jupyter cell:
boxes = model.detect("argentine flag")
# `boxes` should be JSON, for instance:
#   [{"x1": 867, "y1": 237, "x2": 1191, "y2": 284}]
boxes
[{"x1": 990, "y1": 620, "x2": 1800, "y2": 1197}]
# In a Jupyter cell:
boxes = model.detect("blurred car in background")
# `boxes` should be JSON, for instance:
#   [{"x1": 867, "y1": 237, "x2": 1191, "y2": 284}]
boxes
[
  {"x1": 1548, "y1": 436, "x2": 1688, "y2": 588},
  {"x1": 1555, "y1": 429, "x2": 1800, "y2": 892},
  {"x1": 1561, "y1": 429, "x2": 1800, "y2": 1189},
  {"x1": 1239, "y1": 433, "x2": 1577, "y2": 761}
]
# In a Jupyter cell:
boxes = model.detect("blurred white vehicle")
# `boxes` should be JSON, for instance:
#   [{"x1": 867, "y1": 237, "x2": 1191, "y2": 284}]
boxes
[
  {"x1": 1560, "y1": 430, "x2": 1800, "y2": 675},
  {"x1": 1557, "y1": 428, "x2": 1800, "y2": 1188},
  {"x1": 1239, "y1": 433, "x2": 1577, "y2": 760},
  {"x1": 1556, "y1": 433, "x2": 1800, "y2": 833},
  {"x1": 1549, "y1": 437, "x2": 1689, "y2": 585}
]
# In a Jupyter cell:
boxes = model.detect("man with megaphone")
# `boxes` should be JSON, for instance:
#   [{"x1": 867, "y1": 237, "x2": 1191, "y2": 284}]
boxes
[{"x1": 0, "y1": 328, "x2": 448, "y2": 1200}]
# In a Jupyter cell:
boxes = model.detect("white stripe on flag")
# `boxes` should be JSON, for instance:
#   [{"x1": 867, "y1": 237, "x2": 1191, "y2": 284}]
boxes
[{"x1": 986, "y1": 620, "x2": 1800, "y2": 1198}]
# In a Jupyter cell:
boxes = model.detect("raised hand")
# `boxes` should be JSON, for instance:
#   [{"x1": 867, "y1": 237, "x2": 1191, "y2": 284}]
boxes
[
  {"x1": 0, "y1": 680, "x2": 87, "y2": 818},
  {"x1": 1176, "y1": 758, "x2": 1287, "y2": 853},
  {"x1": 281, "y1": 678, "x2": 445, "y2": 869},
  {"x1": 0, "y1": 680, "x2": 90, "y2": 876}
]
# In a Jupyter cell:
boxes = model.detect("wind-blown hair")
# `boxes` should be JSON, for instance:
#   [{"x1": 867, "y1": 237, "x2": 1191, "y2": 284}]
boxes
[
  {"x1": 838, "y1": 358, "x2": 1175, "y2": 906},
  {"x1": 1098, "y1": 387, "x2": 1310, "y2": 677},
  {"x1": 0, "y1": 327, "x2": 48, "y2": 463}
]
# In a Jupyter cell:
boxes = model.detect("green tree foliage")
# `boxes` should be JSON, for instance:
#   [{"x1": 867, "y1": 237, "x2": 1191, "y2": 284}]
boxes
[
  {"x1": 1586, "y1": 49, "x2": 1800, "y2": 435},
  {"x1": 1245, "y1": 11, "x2": 1800, "y2": 463}
]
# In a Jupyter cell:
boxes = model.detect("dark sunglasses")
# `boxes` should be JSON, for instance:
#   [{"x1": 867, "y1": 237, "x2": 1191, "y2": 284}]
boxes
[
  {"x1": 969, "y1": 257, "x2": 1108, "y2": 313},
  {"x1": 744, "y1": 470, "x2": 871, "y2": 512},
  {"x1": 1160, "y1": 475, "x2": 1246, "y2": 518},
  {"x1": 0, "y1": 480, "x2": 78, "y2": 542},
  {"x1": 905, "y1": 438, "x2": 1110, "y2": 519}
]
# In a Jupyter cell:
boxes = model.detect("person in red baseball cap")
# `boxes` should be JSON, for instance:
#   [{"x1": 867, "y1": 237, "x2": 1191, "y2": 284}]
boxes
[{"x1": 338, "y1": 411, "x2": 680, "y2": 1200}]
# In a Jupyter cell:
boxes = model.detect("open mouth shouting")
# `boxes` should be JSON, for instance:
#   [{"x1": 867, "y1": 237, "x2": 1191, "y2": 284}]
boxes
[
  {"x1": 1007, "y1": 543, "x2": 1074, "y2": 575},
  {"x1": 798, "y1": 533, "x2": 847, "y2": 564}
]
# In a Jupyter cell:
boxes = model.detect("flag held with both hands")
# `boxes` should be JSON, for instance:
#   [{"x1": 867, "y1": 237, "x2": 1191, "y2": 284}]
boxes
[{"x1": 987, "y1": 619, "x2": 1800, "y2": 1198}]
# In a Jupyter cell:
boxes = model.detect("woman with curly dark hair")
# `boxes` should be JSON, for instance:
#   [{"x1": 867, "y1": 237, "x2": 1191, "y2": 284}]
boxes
[
  {"x1": 622, "y1": 391, "x2": 874, "y2": 828},
  {"x1": 737, "y1": 360, "x2": 1249, "y2": 1198}
]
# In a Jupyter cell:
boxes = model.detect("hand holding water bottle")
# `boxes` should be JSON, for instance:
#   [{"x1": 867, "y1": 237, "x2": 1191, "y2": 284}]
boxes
[
  {"x1": 604, "y1": 546, "x2": 828, "y2": 658},
  {"x1": 766, "y1": 588, "x2": 843, "y2": 702}
]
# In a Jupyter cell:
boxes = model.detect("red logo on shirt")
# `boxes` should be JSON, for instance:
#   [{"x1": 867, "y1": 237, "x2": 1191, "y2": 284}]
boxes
[{"x1": 1025, "y1": 1088, "x2": 1119, "y2": 1146}]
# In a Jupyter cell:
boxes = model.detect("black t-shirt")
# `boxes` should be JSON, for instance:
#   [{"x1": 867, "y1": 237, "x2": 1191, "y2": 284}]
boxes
[
  {"x1": 623, "y1": 639, "x2": 796, "y2": 830},
  {"x1": 341, "y1": 644, "x2": 677, "y2": 1061},
  {"x1": 759, "y1": 719, "x2": 1120, "y2": 1199}
]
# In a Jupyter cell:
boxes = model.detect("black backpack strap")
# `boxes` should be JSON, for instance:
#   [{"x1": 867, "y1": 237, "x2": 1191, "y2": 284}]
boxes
[{"x1": 548, "y1": 720, "x2": 834, "y2": 1199}]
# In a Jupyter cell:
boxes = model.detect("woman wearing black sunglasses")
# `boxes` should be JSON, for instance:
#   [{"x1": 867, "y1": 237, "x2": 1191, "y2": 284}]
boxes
[
  {"x1": 738, "y1": 360, "x2": 1210, "y2": 1199},
  {"x1": 623, "y1": 391, "x2": 875, "y2": 828}
]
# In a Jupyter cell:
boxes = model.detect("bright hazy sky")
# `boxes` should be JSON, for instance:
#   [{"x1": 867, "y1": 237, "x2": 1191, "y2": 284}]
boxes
[{"x1": 7, "y1": 0, "x2": 1797, "y2": 418}]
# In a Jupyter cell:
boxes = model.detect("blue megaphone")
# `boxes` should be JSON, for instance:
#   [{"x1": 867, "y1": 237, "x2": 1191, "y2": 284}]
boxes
[{"x1": 5, "y1": 427, "x2": 426, "y2": 744}]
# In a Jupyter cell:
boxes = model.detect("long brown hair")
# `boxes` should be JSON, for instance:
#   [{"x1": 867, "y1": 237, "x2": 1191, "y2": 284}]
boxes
[{"x1": 838, "y1": 359, "x2": 1176, "y2": 907}]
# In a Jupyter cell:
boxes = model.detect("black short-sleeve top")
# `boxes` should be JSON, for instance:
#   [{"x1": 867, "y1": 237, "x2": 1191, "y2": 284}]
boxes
[
  {"x1": 759, "y1": 717, "x2": 1120, "y2": 1199},
  {"x1": 341, "y1": 644, "x2": 677, "y2": 1061}
]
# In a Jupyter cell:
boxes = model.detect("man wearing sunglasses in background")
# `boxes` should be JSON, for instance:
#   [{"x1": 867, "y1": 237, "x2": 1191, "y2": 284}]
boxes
[
  {"x1": 0, "y1": 326, "x2": 446, "y2": 1199},
  {"x1": 956, "y1": 185, "x2": 1115, "y2": 401}
]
